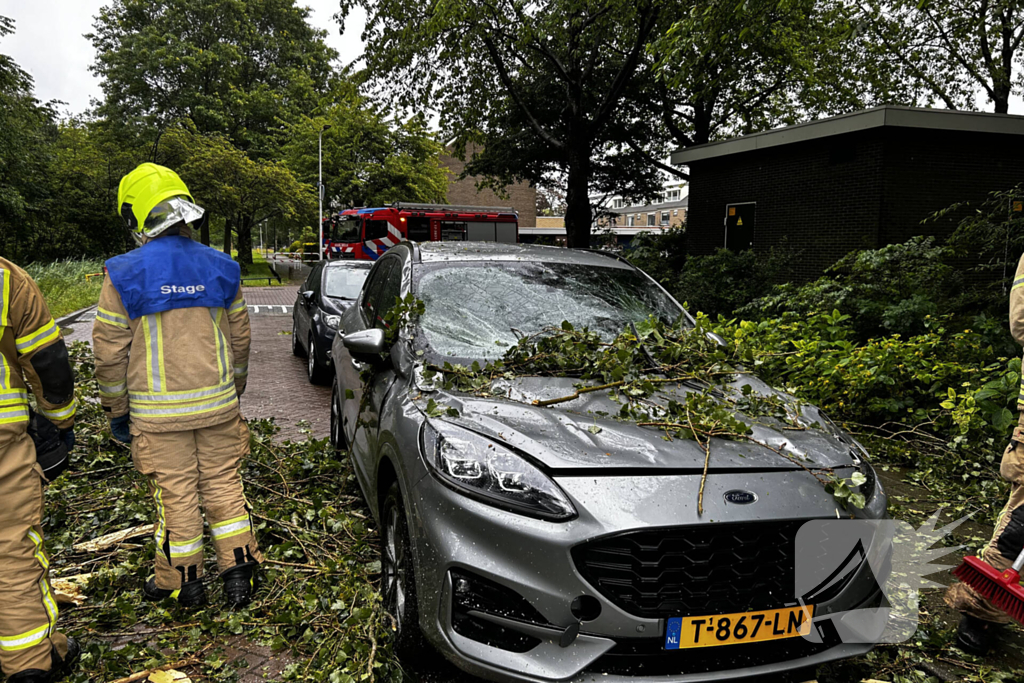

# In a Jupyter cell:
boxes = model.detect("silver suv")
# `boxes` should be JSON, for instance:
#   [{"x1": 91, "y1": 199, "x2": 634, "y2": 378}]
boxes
[{"x1": 330, "y1": 242, "x2": 887, "y2": 682}]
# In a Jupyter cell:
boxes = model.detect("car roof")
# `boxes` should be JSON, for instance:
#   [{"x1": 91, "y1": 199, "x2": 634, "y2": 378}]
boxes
[{"x1": 413, "y1": 241, "x2": 634, "y2": 269}]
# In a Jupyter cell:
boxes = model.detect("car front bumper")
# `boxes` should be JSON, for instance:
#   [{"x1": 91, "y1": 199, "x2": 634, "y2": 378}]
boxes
[{"x1": 408, "y1": 468, "x2": 888, "y2": 683}]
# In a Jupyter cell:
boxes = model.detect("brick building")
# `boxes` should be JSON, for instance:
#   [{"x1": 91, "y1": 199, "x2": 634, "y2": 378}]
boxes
[
  {"x1": 441, "y1": 147, "x2": 537, "y2": 228},
  {"x1": 601, "y1": 196, "x2": 688, "y2": 229},
  {"x1": 672, "y1": 106, "x2": 1024, "y2": 280}
]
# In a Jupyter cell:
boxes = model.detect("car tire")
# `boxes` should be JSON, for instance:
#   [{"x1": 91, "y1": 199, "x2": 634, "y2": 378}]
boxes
[
  {"x1": 292, "y1": 318, "x2": 304, "y2": 357},
  {"x1": 381, "y1": 482, "x2": 427, "y2": 659},
  {"x1": 307, "y1": 334, "x2": 330, "y2": 385},
  {"x1": 330, "y1": 382, "x2": 347, "y2": 452}
]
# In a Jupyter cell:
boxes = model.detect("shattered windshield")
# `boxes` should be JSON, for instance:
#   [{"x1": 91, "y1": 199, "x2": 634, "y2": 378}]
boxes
[{"x1": 414, "y1": 260, "x2": 687, "y2": 362}]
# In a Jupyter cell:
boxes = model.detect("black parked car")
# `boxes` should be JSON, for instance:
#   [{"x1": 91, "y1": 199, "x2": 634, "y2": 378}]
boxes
[{"x1": 293, "y1": 260, "x2": 372, "y2": 384}]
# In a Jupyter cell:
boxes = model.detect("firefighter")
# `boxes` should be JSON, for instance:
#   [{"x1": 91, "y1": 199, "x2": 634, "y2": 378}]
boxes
[
  {"x1": 0, "y1": 258, "x2": 80, "y2": 682},
  {"x1": 946, "y1": 250, "x2": 1024, "y2": 654},
  {"x1": 92, "y1": 163, "x2": 261, "y2": 609}
]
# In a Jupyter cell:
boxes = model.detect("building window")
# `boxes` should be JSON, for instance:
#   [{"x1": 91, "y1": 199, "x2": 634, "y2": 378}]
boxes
[
  {"x1": 613, "y1": 198, "x2": 624, "y2": 209},
  {"x1": 647, "y1": 213, "x2": 656, "y2": 227},
  {"x1": 628, "y1": 215, "x2": 634, "y2": 227},
  {"x1": 673, "y1": 210, "x2": 678, "y2": 216},
  {"x1": 667, "y1": 190, "x2": 681, "y2": 202},
  {"x1": 661, "y1": 212, "x2": 669, "y2": 225}
]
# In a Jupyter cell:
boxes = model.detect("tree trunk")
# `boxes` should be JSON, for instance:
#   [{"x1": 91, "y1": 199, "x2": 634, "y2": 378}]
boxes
[
  {"x1": 200, "y1": 216, "x2": 210, "y2": 246},
  {"x1": 563, "y1": 148, "x2": 593, "y2": 249},
  {"x1": 236, "y1": 215, "x2": 254, "y2": 275},
  {"x1": 223, "y1": 216, "x2": 232, "y2": 255},
  {"x1": 993, "y1": 84, "x2": 1010, "y2": 114}
]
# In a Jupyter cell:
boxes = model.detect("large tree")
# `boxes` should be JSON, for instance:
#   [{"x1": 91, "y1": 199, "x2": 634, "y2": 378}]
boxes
[
  {"x1": 342, "y1": 0, "x2": 665, "y2": 247},
  {"x1": 88, "y1": 0, "x2": 337, "y2": 155},
  {"x1": 855, "y1": 0, "x2": 1024, "y2": 114},
  {"x1": 0, "y1": 16, "x2": 56, "y2": 259},
  {"x1": 158, "y1": 123, "x2": 314, "y2": 270},
  {"x1": 281, "y1": 81, "x2": 449, "y2": 210},
  {"x1": 633, "y1": 0, "x2": 861, "y2": 180}
]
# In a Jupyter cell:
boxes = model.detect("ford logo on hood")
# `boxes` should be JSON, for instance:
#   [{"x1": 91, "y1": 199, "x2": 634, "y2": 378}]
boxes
[{"x1": 724, "y1": 490, "x2": 758, "y2": 505}]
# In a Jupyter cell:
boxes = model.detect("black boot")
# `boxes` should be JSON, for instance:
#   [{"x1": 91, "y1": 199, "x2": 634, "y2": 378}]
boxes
[
  {"x1": 221, "y1": 562, "x2": 259, "y2": 610},
  {"x1": 956, "y1": 613, "x2": 997, "y2": 656},
  {"x1": 6, "y1": 636, "x2": 81, "y2": 683},
  {"x1": 143, "y1": 577, "x2": 207, "y2": 607}
]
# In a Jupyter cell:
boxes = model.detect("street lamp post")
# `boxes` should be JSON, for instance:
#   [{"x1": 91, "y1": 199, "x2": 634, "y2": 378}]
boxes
[{"x1": 318, "y1": 124, "x2": 332, "y2": 262}]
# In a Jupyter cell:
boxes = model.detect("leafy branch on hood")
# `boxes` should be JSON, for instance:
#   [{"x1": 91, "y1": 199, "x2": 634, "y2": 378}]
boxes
[{"x1": 419, "y1": 316, "x2": 862, "y2": 512}]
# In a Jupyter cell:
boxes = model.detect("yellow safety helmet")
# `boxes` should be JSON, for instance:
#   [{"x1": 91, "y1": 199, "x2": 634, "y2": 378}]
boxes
[{"x1": 117, "y1": 163, "x2": 200, "y2": 236}]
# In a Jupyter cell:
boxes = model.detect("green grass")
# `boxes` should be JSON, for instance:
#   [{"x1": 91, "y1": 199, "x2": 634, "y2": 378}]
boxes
[
  {"x1": 25, "y1": 259, "x2": 106, "y2": 319},
  {"x1": 242, "y1": 250, "x2": 287, "y2": 286}
]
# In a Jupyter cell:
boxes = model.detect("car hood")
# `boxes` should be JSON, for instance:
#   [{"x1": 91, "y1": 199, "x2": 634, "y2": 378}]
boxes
[{"x1": 415, "y1": 373, "x2": 858, "y2": 472}]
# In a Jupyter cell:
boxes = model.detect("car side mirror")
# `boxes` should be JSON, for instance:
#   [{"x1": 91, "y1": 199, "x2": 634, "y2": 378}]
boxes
[
  {"x1": 301, "y1": 290, "x2": 315, "y2": 304},
  {"x1": 344, "y1": 328, "x2": 387, "y2": 364},
  {"x1": 705, "y1": 331, "x2": 728, "y2": 349}
]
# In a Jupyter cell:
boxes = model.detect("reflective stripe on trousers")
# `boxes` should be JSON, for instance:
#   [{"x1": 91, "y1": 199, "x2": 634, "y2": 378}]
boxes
[{"x1": 0, "y1": 530, "x2": 58, "y2": 653}]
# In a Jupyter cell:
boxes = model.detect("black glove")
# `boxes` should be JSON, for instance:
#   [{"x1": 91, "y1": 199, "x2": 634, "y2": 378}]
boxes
[
  {"x1": 60, "y1": 427, "x2": 75, "y2": 451},
  {"x1": 110, "y1": 414, "x2": 132, "y2": 443},
  {"x1": 26, "y1": 409, "x2": 69, "y2": 484}
]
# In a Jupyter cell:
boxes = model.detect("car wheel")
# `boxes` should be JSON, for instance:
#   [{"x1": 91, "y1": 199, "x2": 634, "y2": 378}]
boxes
[
  {"x1": 381, "y1": 482, "x2": 427, "y2": 657},
  {"x1": 292, "y1": 318, "x2": 304, "y2": 357},
  {"x1": 307, "y1": 334, "x2": 330, "y2": 385},
  {"x1": 330, "y1": 382, "x2": 347, "y2": 451}
]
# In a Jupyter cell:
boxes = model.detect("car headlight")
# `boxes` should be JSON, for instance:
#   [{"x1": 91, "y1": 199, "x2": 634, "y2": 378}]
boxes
[
  {"x1": 420, "y1": 420, "x2": 576, "y2": 521},
  {"x1": 323, "y1": 314, "x2": 342, "y2": 330}
]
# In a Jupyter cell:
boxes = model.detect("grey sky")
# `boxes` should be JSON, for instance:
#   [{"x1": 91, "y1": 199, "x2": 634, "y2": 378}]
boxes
[{"x1": 0, "y1": 0, "x2": 366, "y2": 117}]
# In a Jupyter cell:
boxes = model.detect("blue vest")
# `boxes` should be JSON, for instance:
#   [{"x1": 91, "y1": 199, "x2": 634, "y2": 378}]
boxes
[{"x1": 106, "y1": 236, "x2": 241, "y2": 319}]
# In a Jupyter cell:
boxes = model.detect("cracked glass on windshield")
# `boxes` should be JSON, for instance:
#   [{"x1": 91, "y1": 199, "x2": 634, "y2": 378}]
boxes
[{"x1": 414, "y1": 260, "x2": 686, "y2": 362}]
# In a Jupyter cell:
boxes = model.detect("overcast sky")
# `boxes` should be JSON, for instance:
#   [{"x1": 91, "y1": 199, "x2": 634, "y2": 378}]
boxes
[{"x1": 0, "y1": 0, "x2": 366, "y2": 117}]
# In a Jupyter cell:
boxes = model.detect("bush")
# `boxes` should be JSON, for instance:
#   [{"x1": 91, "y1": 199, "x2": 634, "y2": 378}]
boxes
[
  {"x1": 738, "y1": 237, "x2": 962, "y2": 340},
  {"x1": 626, "y1": 228, "x2": 687, "y2": 285},
  {"x1": 25, "y1": 259, "x2": 106, "y2": 318},
  {"x1": 670, "y1": 245, "x2": 796, "y2": 317}
]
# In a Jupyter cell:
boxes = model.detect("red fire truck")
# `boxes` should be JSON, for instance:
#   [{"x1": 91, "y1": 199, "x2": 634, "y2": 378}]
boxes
[{"x1": 323, "y1": 202, "x2": 519, "y2": 260}]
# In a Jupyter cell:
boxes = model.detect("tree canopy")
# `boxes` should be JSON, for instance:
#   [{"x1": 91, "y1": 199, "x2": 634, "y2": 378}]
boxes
[
  {"x1": 89, "y1": 0, "x2": 338, "y2": 155},
  {"x1": 281, "y1": 82, "x2": 449, "y2": 210},
  {"x1": 343, "y1": 0, "x2": 666, "y2": 246},
  {"x1": 856, "y1": 0, "x2": 1024, "y2": 114}
]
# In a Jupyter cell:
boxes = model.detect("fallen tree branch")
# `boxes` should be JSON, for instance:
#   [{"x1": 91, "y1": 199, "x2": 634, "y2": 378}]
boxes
[{"x1": 107, "y1": 658, "x2": 198, "y2": 683}]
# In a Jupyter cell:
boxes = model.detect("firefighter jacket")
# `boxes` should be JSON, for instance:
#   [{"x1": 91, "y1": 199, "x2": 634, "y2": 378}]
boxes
[
  {"x1": 0, "y1": 258, "x2": 77, "y2": 445},
  {"x1": 92, "y1": 236, "x2": 251, "y2": 433},
  {"x1": 1013, "y1": 253, "x2": 1024, "y2": 414}
]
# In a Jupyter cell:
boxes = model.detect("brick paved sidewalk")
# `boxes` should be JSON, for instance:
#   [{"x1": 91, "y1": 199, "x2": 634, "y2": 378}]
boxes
[
  {"x1": 244, "y1": 286, "x2": 299, "y2": 306},
  {"x1": 242, "y1": 315, "x2": 331, "y2": 442}
]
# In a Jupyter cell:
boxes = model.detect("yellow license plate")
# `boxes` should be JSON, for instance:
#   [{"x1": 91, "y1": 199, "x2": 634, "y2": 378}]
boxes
[{"x1": 664, "y1": 604, "x2": 815, "y2": 650}]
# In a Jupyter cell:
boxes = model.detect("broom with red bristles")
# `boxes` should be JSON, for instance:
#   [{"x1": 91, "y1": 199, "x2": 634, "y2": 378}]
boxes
[{"x1": 953, "y1": 548, "x2": 1024, "y2": 624}]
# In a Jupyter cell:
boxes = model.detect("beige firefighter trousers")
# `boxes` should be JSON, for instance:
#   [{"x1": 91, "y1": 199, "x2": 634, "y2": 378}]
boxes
[
  {"x1": 946, "y1": 439, "x2": 1024, "y2": 623},
  {"x1": 0, "y1": 433, "x2": 68, "y2": 675},
  {"x1": 130, "y1": 414, "x2": 263, "y2": 590}
]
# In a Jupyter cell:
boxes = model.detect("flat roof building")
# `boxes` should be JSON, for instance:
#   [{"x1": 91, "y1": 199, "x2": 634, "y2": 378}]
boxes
[{"x1": 672, "y1": 106, "x2": 1024, "y2": 279}]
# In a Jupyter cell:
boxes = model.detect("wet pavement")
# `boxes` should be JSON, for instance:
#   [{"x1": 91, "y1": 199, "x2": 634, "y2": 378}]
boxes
[{"x1": 56, "y1": 286, "x2": 328, "y2": 443}]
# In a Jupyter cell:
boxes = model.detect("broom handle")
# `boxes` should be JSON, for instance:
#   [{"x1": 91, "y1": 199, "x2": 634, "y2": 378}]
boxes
[{"x1": 1014, "y1": 547, "x2": 1024, "y2": 573}]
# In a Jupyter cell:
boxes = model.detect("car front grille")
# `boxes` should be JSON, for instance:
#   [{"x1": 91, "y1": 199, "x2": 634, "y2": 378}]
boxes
[{"x1": 571, "y1": 520, "x2": 805, "y2": 618}]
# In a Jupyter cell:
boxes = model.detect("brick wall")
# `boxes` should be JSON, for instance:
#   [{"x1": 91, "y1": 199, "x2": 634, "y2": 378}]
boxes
[
  {"x1": 687, "y1": 131, "x2": 885, "y2": 280},
  {"x1": 536, "y1": 216, "x2": 565, "y2": 228},
  {"x1": 686, "y1": 126, "x2": 1024, "y2": 281},
  {"x1": 441, "y1": 148, "x2": 538, "y2": 227}
]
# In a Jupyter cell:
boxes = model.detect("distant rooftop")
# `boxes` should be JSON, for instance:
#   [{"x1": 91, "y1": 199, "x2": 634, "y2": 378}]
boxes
[{"x1": 671, "y1": 106, "x2": 1024, "y2": 165}]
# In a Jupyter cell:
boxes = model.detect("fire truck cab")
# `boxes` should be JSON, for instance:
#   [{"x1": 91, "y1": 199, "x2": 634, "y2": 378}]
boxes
[{"x1": 323, "y1": 202, "x2": 519, "y2": 260}]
